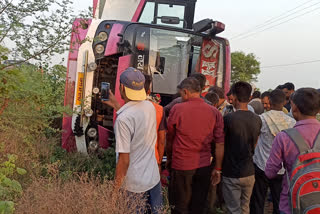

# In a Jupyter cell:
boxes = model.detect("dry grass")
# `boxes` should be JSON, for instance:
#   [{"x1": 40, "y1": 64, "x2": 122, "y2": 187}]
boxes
[
  {"x1": 16, "y1": 174, "x2": 170, "y2": 214},
  {"x1": 0, "y1": 128, "x2": 54, "y2": 180}
]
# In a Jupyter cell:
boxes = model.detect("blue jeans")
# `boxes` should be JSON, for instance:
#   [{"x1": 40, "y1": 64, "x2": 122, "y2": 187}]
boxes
[
  {"x1": 127, "y1": 182, "x2": 163, "y2": 214},
  {"x1": 147, "y1": 182, "x2": 163, "y2": 214}
]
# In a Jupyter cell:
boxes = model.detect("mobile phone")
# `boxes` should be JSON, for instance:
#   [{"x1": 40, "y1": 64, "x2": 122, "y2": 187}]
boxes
[{"x1": 101, "y1": 82, "x2": 110, "y2": 101}]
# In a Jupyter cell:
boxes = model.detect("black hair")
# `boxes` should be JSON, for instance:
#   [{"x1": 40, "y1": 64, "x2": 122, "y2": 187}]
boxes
[
  {"x1": 284, "y1": 82, "x2": 295, "y2": 91},
  {"x1": 261, "y1": 91, "x2": 271, "y2": 99},
  {"x1": 208, "y1": 86, "x2": 225, "y2": 99},
  {"x1": 269, "y1": 89, "x2": 286, "y2": 107},
  {"x1": 252, "y1": 91, "x2": 261, "y2": 99},
  {"x1": 143, "y1": 74, "x2": 152, "y2": 92},
  {"x1": 231, "y1": 81, "x2": 252, "y2": 103},
  {"x1": 177, "y1": 77, "x2": 201, "y2": 93},
  {"x1": 276, "y1": 85, "x2": 285, "y2": 90},
  {"x1": 190, "y1": 73, "x2": 206, "y2": 90},
  {"x1": 291, "y1": 88, "x2": 320, "y2": 116},
  {"x1": 205, "y1": 92, "x2": 219, "y2": 106}
]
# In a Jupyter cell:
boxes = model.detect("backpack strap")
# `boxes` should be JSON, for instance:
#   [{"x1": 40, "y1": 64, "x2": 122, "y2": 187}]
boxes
[
  {"x1": 312, "y1": 130, "x2": 320, "y2": 151},
  {"x1": 283, "y1": 128, "x2": 310, "y2": 154}
]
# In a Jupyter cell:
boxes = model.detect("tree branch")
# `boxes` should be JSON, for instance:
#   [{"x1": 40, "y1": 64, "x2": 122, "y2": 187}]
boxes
[
  {"x1": 0, "y1": 24, "x2": 13, "y2": 44},
  {"x1": 0, "y1": 0, "x2": 14, "y2": 15},
  {"x1": 0, "y1": 32, "x2": 70, "y2": 70}
]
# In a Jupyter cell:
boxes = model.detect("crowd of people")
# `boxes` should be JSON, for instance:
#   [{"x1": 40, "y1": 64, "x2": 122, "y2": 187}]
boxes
[{"x1": 103, "y1": 67, "x2": 320, "y2": 214}]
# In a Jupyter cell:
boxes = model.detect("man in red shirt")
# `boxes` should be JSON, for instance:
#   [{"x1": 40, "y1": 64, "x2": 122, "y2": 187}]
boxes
[{"x1": 167, "y1": 77, "x2": 225, "y2": 214}]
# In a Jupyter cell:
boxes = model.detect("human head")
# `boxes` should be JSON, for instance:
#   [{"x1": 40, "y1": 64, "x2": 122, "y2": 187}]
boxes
[
  {"x1": 119, "y1": 67, "x2": 146, "y2": 101},
  {"x1": 209, "y1": 86, "x2": 225, "y2": 106},
  {"x1": 177, "y1": 77, "x2": 201, "y2": 101},
  {"x1": 231, "y1": 81, "x2": 252, "y2": 109},
  {"x1": 143, "y1": 74, "x2": 152, "y2": 95},
  {"x1": 282, "y1": 82, "x2": 295, "y2": 100},
  {"x1": 227, "y1": 89, "x2": 233, "y2": 105},
  {"x1": 190, "y1": 73, "x2": 206, "y2": 92},
  {"x1": 261, "y1": 91, "x2": 271, "y2": 111},
  {"x1": 205, "y1": 92, "x2": 219, "y2": 107},
  {"x1": 269, "y1": 89, "x2": 286, "y2": 111},
  {"x1": 290, "y1": 88, "x2": 320, "y2": 121},
  {"x1": 276, "y1": 85, "x2": 284, "y2": 90},
  {"x1": 252, "y1": 91, "x2": 261, "y2": 99}
]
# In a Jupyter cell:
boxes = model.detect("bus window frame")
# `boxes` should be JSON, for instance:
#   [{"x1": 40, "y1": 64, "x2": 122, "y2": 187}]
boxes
[{"x1": 138, "y1": 0, "x2": 196, "y2": 29}]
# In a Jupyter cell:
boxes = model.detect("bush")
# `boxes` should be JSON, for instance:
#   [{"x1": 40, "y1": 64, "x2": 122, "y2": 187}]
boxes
[
  {"x1": 45, "y1": 145, "x2": 117, "y2": 180},
  {"x1": 0, "y1": 154, "x2": 27, "y2": 214},
  {"x1": 16, "y1": 174, "x2": 170, "y2": 214}
]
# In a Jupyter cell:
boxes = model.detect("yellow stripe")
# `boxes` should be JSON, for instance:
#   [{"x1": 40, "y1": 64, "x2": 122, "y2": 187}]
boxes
[{"x1": 76, "y1": 72, "x2": 84, "y2": 106}]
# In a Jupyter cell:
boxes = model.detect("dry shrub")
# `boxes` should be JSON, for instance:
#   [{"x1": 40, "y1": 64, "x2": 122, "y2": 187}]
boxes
[
  {"x1": 16, "y1": 174, "x2": 170, "y2": 214},
  {"x1": 0, "y1": 128, "x2": 54, "y2": 179}
]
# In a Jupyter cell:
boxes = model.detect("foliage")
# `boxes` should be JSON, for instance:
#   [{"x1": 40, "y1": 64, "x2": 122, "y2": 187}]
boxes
[
  {"x1": 0, "y1": 0, "x2": 76, "y2": 65},
  {"x1": 0, "y1": 201, "x2": 14, "y2": 214},
  {"x1": 0, "y1": 56, "x2": 70, "y2": 135},
  {"x1": 46, "y1": 146, "x2": 117, "y2": 180},
  {"x1": 231, "y1": 51, "x2": 261, "y2": 84},
  {"x1": 0, "y1": 154, "x2": 27, "y2": 214}
]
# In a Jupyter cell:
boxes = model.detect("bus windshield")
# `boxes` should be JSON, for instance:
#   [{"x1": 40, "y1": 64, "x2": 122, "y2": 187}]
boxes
[{"x1": 134, "y1": 27, "x2": 202, "y2": 94}]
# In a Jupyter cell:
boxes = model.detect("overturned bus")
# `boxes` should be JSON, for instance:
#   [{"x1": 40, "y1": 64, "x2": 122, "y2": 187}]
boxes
[{"x1": 62, "y1": 0, "x2": 231, "y2": 153}]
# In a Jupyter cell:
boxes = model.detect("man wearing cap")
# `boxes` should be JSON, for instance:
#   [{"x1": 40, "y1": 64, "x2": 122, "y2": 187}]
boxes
[{"x1": 103, "y1": 67, "x2": 161, "y2": 213}]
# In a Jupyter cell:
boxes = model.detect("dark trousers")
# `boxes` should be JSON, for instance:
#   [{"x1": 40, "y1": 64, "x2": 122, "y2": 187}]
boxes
[
  {"x1": 169, "y1": 166, "x2": 211, "y2": 214},
  {"x1": 250, "y1": 164, "x2": 283, "y2": 214}
]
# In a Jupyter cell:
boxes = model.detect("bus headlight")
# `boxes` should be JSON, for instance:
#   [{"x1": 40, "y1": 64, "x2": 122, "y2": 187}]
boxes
[
  {"x1": 87, "y1": 128, "x2": 97, "y2": 138},
  {"x1": 88, "y1": 140, "x2": 99, "y2": 151},
  {"x1": 92, "y1": 87, "x2": 99, "y2": 94},
  {"x1": 98, "y1": 32, "x2": 108, "y2": 41},
  {"x1": 95, "y1": 44, "x2": 105, "y2": 54},
  {"x1": 85, "y1": 108, "x2": 93, "y2": 117},
  {"x1": 88, "y1": 62, "x2": 97, "y2": 71}
]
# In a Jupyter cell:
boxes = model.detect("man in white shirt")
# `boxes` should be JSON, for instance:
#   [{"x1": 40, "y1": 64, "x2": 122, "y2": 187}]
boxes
[
  {"x1": 250, "y1": 89, "x2": 296, "y2": 214},
  {"x1": 103, "y1": 67, "x2": 161, "y2": 213}
]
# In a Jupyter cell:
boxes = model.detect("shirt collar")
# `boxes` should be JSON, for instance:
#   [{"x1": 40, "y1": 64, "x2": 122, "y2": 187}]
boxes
[
  {"x1": 218, "y1": 100, "x2": 228, "y2": 110},
  {"x1": 187, "y1": 97, "x2": 204, "y2": 102},
  {"x1": 294, "y1": 119, "x2": 320, "y2": 127},
  {"x1": 116, "y1": 101, "x2": 141, "y2": 115}
]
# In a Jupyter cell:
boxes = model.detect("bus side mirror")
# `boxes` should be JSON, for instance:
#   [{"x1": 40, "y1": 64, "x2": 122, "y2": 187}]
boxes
[{"x1": 160, "y1": 16, "x2": 181, "y2": 25}]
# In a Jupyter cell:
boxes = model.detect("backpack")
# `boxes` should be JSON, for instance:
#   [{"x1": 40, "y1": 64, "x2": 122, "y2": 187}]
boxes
[{"x1": 284, "y1": 128, "x2": 320, "y2": 214}]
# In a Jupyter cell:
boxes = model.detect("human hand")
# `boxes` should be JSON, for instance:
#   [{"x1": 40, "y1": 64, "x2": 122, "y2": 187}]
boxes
[
  {"x1": 101, "y1": 90, "x2": 121, "y2": 111},
  {"x1": 211, "y1": 169, "x2": 221, "y2": 186}
]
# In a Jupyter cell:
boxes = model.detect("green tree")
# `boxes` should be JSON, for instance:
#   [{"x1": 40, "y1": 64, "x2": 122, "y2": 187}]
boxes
[
  {"x1": 0, "y1": 0, "x2": 77, "y2": 65},
  {"x1": 231, "y1": 51, "x2": 261, "y2": 84},
  {"x1": 0, "y1": 0, "x2": 90, "y2": 116}
]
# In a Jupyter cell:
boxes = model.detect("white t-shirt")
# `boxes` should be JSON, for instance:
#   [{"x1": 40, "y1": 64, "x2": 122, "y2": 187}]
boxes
[
  {"x1": 114, "y1": 100, "x2": 160, "y2": 193},
  {"x1": 253, "y1": 110, "x2": 296, "y2": 174}
]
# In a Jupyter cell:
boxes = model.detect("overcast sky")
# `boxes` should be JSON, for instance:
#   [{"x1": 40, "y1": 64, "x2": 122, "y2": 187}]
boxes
[{"x1": 74, "y1": 0, "x2": 320, "y2": 91}]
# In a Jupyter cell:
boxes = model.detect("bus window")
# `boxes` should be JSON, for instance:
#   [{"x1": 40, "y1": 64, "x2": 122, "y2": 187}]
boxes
[
  {"x1": 139, "y1": 2, "x2": 155, "y2": 24},
  {"x1": 139, "y1": 2, "x2": 186, "y2": 28},
  {"x1": 146, "y1": 28, "x2": 201, "y2": 94},
  {"x1": 157, "y1": 4, "x2": 185, "y2": 28}
]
